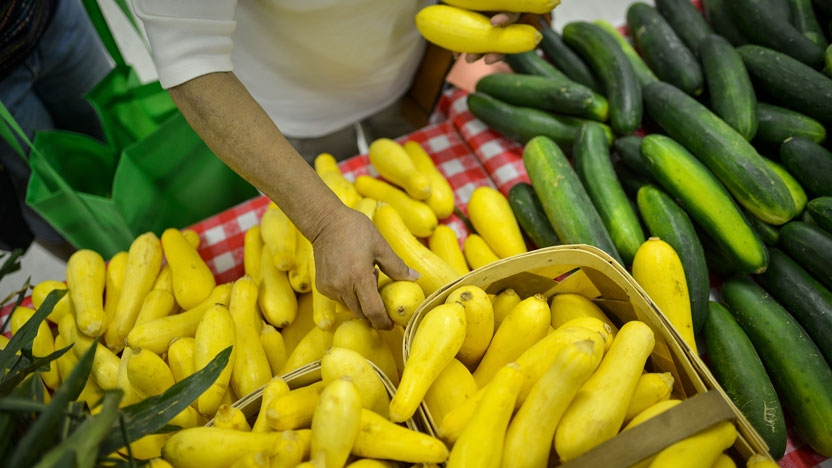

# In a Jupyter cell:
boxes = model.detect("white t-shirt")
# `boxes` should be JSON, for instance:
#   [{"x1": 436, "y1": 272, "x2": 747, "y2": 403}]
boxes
[{"x1": 132, "y1": 0, "x2": 432, "y2": 138}]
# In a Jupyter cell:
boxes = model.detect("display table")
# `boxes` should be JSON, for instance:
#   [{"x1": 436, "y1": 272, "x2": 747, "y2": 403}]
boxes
[{"x1": 1, "y1": 86, "x2": 828, "y2": 468}]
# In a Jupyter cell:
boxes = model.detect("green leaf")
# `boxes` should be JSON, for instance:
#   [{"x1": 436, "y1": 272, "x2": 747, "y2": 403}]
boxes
[
  {"x1": 8, "y1": 339, "x2": 97, "y2": 468},
  {"x1": 33, "y1": 389, "x2": 123, "y2": 468},
  {"x1": 0, "y1": 396, "x2": 49, "y2": 413},
  {"x1": 0, "y1": 345, "x2": 72, "y2": 395},
  {"x1": 0, "y1": 289, "x2": 65, "y2": 380},
  {"x1": 98, "y1": 346, "x2": 232, "y2": 456}
]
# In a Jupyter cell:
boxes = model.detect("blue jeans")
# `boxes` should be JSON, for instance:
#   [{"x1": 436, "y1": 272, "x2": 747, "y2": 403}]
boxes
[{"x1": 0, "y1": 0, "x2": 113, "y2": 248}]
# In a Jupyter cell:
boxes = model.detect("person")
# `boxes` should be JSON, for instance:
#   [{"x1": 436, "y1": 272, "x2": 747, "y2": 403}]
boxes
[
  {"x1": 130, "y1": 1, "x2": 525, "y2": 330},
  {"x1": 0, "y1": 0, "x2": 114, "y2": 260}
]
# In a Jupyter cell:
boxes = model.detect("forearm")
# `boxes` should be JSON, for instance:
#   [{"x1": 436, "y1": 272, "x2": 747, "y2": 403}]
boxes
[{"x1": 166, "y1": 71, "x2": 344, "y2": 241}]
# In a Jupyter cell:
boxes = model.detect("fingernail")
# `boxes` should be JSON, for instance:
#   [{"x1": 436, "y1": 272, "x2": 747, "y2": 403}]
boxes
[{"x1": 408, "y1": 267, "x2": 422, "y2": 280}]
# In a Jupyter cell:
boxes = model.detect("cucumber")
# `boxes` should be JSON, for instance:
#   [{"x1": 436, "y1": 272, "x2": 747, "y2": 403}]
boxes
[
  {"x1": 591, "y1": 19, "x2": 659, "y2": 87},
  {"x1": 640, "y1": 134, "x2": 768, "y2": 274},
  {"x1": 699, "y1": 34, "x2": 758, "y2": 141},
  {"x1": 779, "y1": 220, "x2": 832, "y2": 290},
  {"x1": 642, "y1": 80, "x2": 796, "y2": 226},
  {"x1": 702, "y1": 301, "x2": 787, "y2": 459},
  {"x1": 755, "y1": 247, "x2": 832, "y2": 366},
  {"x1": 726, "y1": 0, "x2": 825, "y2": 66},
  {"x1": 507, "y1": 182, "x2": 561, "y2": 249},
  {"x1": 626, "y1": 3, "x2": 704, "y2": 96},
  {"x1": 563, "y1": 21, "x2": 643, "y2": 135},
  {"x1": 613, "y1": 135, "x2": 652, "y2": 179},
  {"x1": 504, "y1": 51, "x2": 609, "y2": 122},
  {"x1": 720, "y1": 275, "x2": 832, "y2": 458},
  {"x1": 787, "y1": 0, "x2": 829, "y2": 49},
  {"x1": 743, "y1": 208, "x2": 782, "y2": 246},
  {"x1": 780, "y1": 136, "x2": 832, "y2": 197},
  {"x1": 474, "y1": 73, "x2": 596, "y2": 118},
  {"x1": 636, "y1": 184, "x2": 711, "y2": 335},
  {"x1": 536, "y1": 22, "x2": 603, "y2": 94},
  {"x1": 702, "y1": 0, "x2": 751, "y2": 46},
  {"x1": 807, "y1": 196, "x2": 832, "y2": 233},
  {"x1": 654, "y1": 0, "x2": 715, "y2": 56},
  {"x1": 738, "y1": 44, "x2": 832, "y2": 123},
  {"x1": 770, "y1": 0, "x2": 795, "y2": 21},
  {"x1": 573, "y1": 122, "x2": 646, "y2": 265},
  {"x1": 763, "y1": 158, "x2": 808, "y2": 215},
  {"x1": 466, "y1": 92, "x2": 612, "y2": 149},
  {"x1": 522, "y1": 135, "x2": 622, "y2": 264},
  {"x1": 614, "y1": 160, "x2": 652, "y2": 197},
  {"x1": 754, "y1": 101, "x2": 827, "y2": 144}
]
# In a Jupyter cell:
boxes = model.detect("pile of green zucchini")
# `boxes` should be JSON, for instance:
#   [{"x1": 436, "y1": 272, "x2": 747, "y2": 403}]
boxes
[{"x1": 467, "y1": 0, "x2": 832, "y2": 461}]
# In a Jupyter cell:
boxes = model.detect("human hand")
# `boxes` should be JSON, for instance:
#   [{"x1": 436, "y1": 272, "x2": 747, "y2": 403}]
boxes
[
  {"x1": 463, "y1": 12, "x2": 523, "y2": 64},
  {"x1": 309, "y1": 205, "x2": 420, "y2": 330}
]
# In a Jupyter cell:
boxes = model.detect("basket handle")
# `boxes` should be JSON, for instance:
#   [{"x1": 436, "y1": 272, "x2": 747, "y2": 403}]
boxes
[{"x1": 558, "y1": 391, "x2": 738, "y2": 468}]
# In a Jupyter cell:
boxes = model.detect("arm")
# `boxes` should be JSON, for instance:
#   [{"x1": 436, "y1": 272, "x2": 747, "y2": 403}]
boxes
[{"x1": 167, "y1": 71, "x2": 417, "y2": 329}]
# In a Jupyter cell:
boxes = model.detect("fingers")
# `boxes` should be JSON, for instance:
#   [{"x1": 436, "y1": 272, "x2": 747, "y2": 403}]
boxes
[
  {"x1": 490, "y1": 12, "x2": 521, "y2": 26},
  {"x1": 375, "y1": 246, "x2": 421, "y2": 284}
]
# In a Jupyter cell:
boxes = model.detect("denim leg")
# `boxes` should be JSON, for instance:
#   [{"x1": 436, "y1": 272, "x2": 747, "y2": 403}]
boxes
[
  {"x1": 31, "y1": 0, "x2": 113, "y2": 141},
  {"x1": 0, "y1": 0, "x2": 113, "y2": 245}
]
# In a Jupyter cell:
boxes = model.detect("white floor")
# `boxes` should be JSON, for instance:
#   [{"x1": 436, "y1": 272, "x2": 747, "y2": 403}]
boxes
[{"x1": 0, "y1": 0, "x2": 633, "y2": 302}]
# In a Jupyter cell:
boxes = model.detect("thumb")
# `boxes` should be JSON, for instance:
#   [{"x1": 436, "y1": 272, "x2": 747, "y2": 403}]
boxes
[{"x1": 376, "y1": 246, "x2": 421, "y2": 283}]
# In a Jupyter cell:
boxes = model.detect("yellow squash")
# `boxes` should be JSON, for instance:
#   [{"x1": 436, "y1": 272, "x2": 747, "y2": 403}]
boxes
[
  {"x1": 549, "y1": 292, "x2": 619, "y2": 336},
  {"x1": 428, "y1": 225, "x2": 470, "y2": 276},
  {"x1": 161, "y1": 427, "x2": 282, "y2": 468},
  {"x1": 228, "y1": 276, "x2": 272, "y2": 398},
  {"x1": 31, "y1": 279, "x2": 73, "y2": 324},
  {"x1": 332, "y1": 318, "x2": 400, "y2": 385},
  {"x1": 415, "y1": 4, "x2": 542, "y2": 54},
  {"x1": 467, "y1": 185, "x2": 528, "y2": 258},
  {"x1": 373, "y1": 203, "x2": 460, "y2": 296},
  {"x1": 259, "y1": 324, "x2": 288, "y2": 377},
  {"x1": 462, "y1": 233, "x2": 501, "y2": 270},
  {"x1": 423, "y1": 358, "x2": 479, "y2": 426},
  {"x1": 632, "y1": 237, "x2": 697, "y2": 352},
  {"x1": 309, "y1": 377, "x2": 363, "y2": 468},
  {"x1": 194, "y1": 303, "x2": 236, "y2": 418},
  {"x1": 355, "y1": 174, "x2": 438, "y2": 238},
  {"x1": 260, "y1": 203, "x2": 297, "y2": 271},
  {"x1": 352, "y1": 408, "x2": 450, "y2": 464},
  {"x1": 381, "y1": 280, "x2": 426, "y2": 328},
  {"x1": 368, "y1": 138, "x2": 432, "y2": 200},
  {"x1": 258, "y1": 245, "x2": 298, "y2": 328},
  {"x1": 103, "y1": 251, "x2": 127, "y2": 324},
  {"x1": 161, "y1": 227, "x2": 216, "y2": 310},
  {"x1": 554, "y1": 320, "x2": 656, "y2": 462},
  {"x1": 320, "y1": 346, "x2": 390, "y2": 418},
  {"x1": 315, "y1": 152, "x2": 363, "y2": 208},
  {"x1": 445, "y1": 284, "x2": 494, "y2": 370},
  {"x1": 490, "y1": 287, "x2": 521, "y2": 329},
  {"x1": 404, "y1": 140, "x2": 456, "y2": 219},
  {"x1": 243, "y1": 225, "x2": 263, "y2": 284},
  {"x1": 442, "y1": 0, "x2": 561, "y2": 14},
  {"x1": 390, "y1": 302, "x2": 467, "y2": 423},
  {"x1": 266, "y1": 381, "x2": 325, "y2": 431},
  {"x1": 66, "y1": 249, "x2": 107, "y2": 338}
]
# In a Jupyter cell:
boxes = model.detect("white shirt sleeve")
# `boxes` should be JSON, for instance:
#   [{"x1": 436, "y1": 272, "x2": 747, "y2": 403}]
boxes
[{"x1": 131, "y1": 0, "x2": 238, "y2": 89}]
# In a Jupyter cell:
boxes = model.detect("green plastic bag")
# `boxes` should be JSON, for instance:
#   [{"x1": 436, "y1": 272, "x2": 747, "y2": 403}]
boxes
[
  {"x1": 0, "y1": 101, "x2": 258, "y2": 259},
  {"x1": 82, "y1": 0, "x2": 179, "y2": 151}
]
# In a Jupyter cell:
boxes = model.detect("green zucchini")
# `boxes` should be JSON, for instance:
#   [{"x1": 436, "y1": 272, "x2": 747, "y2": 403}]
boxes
[
  {"x1": 640, "y1": 134, "x2": 768, "y2": 274},
  {"x1": 702, "y1": 301, "x2": 787, "y2": 459},
  {"x1": 763, "y1": 158, "x2": 808, "y2": 215},
  {"x1": 573, "y1": 122, "x2": 645, "y2": 265},
  {"x1": 702, "y1": 0, "x2": 751, "y2": 46},
  {"x1": 787, "y1": 0, "x2": 828, "y2": 49},
  {"x1": 779, "y1": 220, "x2": 832, "y2": 290},
  {"x1": 613, "y1": 135, "x2": 652, "y2": 179},
  {"x1": 537, "y1": 21, "x2": 603, "y2": 94},
  {"x1": 754, "y1": 101, "x2": 827, "y2": 144},
  {"x1": 591, "y1": 19, "x2": 659, "y2": 87},
  {"x1": 756, "y1": 247, "x2": 832, "y2": 366},
  {"x1": 563, "y1": 21, "x2": 643, "y2": 135},
  {"x1": 738, "y1": 44, "x2": 832, "y2": 123},
  {"x1": 642, "y1": 80, "x2": 796, "y2": 226},
  {"x1": 636, "y1": 184, "x2": 711, "y2": 335},
  {"x1": 780, "y1": 136, "x2": 832, "y2": 197},
  {"x1": 721, "y1": 275, "x2": 832, "y2": 458},
  {"x1": 504, "y1": 51, "x2": 609, "y2": 122},
  {"x1": 474, "y1": 73, "x2": 596, "y2": 119},
  {"x1": 466, "y1": 92, "x2": 612, "y2": 150},
  {"x1": 522, "y1": 135, "x2": 622, "y2": 264},
  {"x1": 726, "y1": 0, "x2": 825, "y2": 66},
  {"x1": 699, "y1": 33, "x2": 758, "y2": 141},
  {"x1": 507, "y1": 182, "x2": 561, "y2": 249},
  {"x1": 627, "y1": 2, "x2": 705, "y2": 96},
  {"x1": 654, "y1": 0, "x2": 715, "y2": 56},
  {"x1": 807, "y1": 196, "x2": 832, "y2": 233}
]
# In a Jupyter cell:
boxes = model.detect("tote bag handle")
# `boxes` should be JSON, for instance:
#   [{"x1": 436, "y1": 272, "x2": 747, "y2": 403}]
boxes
[
  {"x1": 0, "y1": 101, "x2": 73, "y2": 193},
  {"x1": 82, "y1": 0, "x2": 149, "y2": 69}
]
